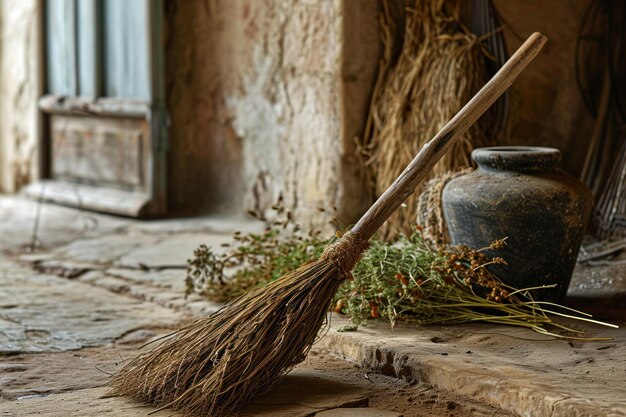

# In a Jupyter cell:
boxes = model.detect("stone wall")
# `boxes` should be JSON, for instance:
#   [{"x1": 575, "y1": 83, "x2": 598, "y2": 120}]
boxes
[
  {"x1": 165, "y1": 0, "x2": 380, "y2": 229},
  {"x1": 0, "y1": 0, "x2": 40, "y2": 193}
]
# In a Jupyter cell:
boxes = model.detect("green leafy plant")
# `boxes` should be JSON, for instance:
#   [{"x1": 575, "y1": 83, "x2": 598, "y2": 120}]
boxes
[{"x1": 185, "y1": 205, "x2": 329, "y2": 302}]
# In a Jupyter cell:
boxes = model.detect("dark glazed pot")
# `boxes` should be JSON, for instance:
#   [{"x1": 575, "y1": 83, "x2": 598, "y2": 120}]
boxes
[{"x1": 442, "y1": 147, "x2": 592, "y2": 302}]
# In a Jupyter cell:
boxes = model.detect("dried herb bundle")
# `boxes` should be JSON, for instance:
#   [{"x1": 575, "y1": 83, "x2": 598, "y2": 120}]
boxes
[
  {"x1": 187, "y1": 224, "x2": 616, "y2": 340},
  {"x1": 340, "y1": 232, "x2": 615, "y2": 339},
  {"x1": 185, "y1": 209, "x2": 329, "y2": 302}
]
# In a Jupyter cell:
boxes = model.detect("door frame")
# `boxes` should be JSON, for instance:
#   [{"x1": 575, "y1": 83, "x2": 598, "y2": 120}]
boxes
[{"x1": 27, "y1": 0, "x2": 168, "y2": 217}]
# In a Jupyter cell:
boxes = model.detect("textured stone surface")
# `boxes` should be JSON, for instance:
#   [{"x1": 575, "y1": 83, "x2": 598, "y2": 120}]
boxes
[
  {"x1": 0, "y1": 258, "x2": 183, "y2": 353},
  {"x1": 50, "y1": 234, "x2": 161, "y2": 265},
  {"x1": 0, "y1": 196, "x2": 130, "y2": 252},
  {"x1": 319, "y1": 315, "x2": 626, "y2": 417},
  {"x1": 238, "y1": 370, "x2": 369, "y2": 417},
  {"x1": 569, "y1": 260, "x2": 626, "y2": 298},
  {"x1": 0, "y1": 330, "x2": 158, "y2": 400},
  {"x1": 124, "y1": 213, "x2": 263, "y2": 235},
  {"x1": 0, "y1": 387, "x2": 175, "y2": 417},
  {"x1": 32, "y1": 259, "x2": 97, "y2": 279},
  {"x1": 0, "y1": 345, "x2": 513, "y2": 417},
  {"x1": 105, "y1": 268, "x2": 187, "y2": 292},
  {"x1": 84, "y1": 269, "x2": 221, "y2": 316},
  {"x1": 1, "y1": 196, "x2": 622, "y2": 417},
  {"x1": 315, "y1": 408, "x2": 402, "y2": 417},
  {"x1": 0, "y1": 364, "x2": 370, "y2": 417},
  {"x1": 114, "y1": 233, "x2": 231, "y2": 269}
]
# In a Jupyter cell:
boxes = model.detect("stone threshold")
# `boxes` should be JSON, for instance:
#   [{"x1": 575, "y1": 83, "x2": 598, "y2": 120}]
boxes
[{"x1": 317, "y1": 315, "x2": 625, "y2": 417}]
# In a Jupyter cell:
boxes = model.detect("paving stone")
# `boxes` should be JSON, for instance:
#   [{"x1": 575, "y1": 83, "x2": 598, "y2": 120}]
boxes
[
  {"x1": 50, "y1": 233, "x2": 161, "y2": 265},
  {"x1": 569, "y1": 260, "x2": 626, "y2": 297},
  {"x1": 2, "y1": 195, "x2": 624, "y2": 417},
  {"x1": 316, "y1": 407, "x2": 402, "y2": 417},
  {"x1": 238, "y1": 370, "x2": 369, "y2": 417},
  {"x1": 0, "y1": 332, "x2": 157, "y2": 399},
  {"x1": 80, "y1": 271, "x2": 221, "y2": 315},
  {"x1": 0, "y1": 260, "x2": 184, "y2": 353},
  {"x1": 75, "y1": 266, "x2": 222, "y2": 315},
  {"x1": 92, "y1": 276, "x2": 133, "y2": 294},
  {"x1": 0, "y1": 387, "x2": 176, "y2": 416},
  {"x1": 0, "y1": 196, "x2": 130, "y2": 252},
  {"x1": 76, "y1": 269, "x2": 105, "y2": 284},
  {"x1": 124, "y1": 285, "x2": 220, "y2": 316},
  {"x1": 105, "y1": 268, "x2": 187, "y2": 292},
  {"x1": 318, "y1": 315, "x2": 626, "y2": 417},
  {"x1": 101, "y1": 269, "x2": 222, "y2": 315},
  {"x1": 18, "y1": 253, "x2": 56, "y2": 263},
  {"x1": 184, "y1": 299, "x2": 222, "y2": 317},
  {"x1": 33, "y1": 259, "x2": 97, "y2": 278},
  {"x1": 125, "y1": 213, "x2": 263, "y2": 235},
  {"x1": 114, "y1": 233, "x2": 233, "y2": 269},
  {"x1": 0, "y1": 367, "x2": 369, "y2": 417}
]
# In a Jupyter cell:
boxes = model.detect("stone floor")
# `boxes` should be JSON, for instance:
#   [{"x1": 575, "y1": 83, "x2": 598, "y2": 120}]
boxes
[{"x1": 0, "y1": 195, "x2": 624, "y2": 417}]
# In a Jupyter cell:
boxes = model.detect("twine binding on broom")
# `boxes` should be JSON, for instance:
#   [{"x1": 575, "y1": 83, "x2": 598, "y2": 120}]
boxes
[{"x1": 320, "y1": 232, "x2": 371, "y2": 279}]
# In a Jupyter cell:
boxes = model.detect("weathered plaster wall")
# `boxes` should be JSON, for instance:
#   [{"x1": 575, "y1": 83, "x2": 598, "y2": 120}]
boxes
[
  {"x1": 165, "y1": 0, "x2": 380, "y2": 228},
  {"x1": 0, "y1": 0, "x2": 40, "y2": 193}
]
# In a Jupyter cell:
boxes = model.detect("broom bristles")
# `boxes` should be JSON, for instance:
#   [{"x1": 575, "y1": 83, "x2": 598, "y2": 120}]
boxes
[{"x1": 110, "y1": 233, "x2": 369, "y2": 416}]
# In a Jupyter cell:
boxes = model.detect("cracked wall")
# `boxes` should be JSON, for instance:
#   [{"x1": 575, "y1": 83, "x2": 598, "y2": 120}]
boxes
[
  {"x1": 165, "y1": 0, "x2": 380, "y2": 229},
  {"x1": 0, "y1": 0, "x2": 40, "y2": 193}
]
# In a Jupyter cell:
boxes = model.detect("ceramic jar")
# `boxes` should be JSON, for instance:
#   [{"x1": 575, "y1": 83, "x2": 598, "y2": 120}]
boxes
[{"x1": 442, "y1": 146, "x2": 592, "y2": 302}]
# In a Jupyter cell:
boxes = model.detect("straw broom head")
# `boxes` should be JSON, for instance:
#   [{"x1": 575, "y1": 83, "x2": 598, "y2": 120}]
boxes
[
  {"x1": 109, "y1": 234, "x2": 369, "y2": 416},
  {"x1": 110, "y1": 33, "x2": 546, "y2": 416}
]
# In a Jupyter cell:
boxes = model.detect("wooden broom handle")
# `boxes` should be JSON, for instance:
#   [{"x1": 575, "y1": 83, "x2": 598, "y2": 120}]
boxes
[{"x1": 352, "y1": 32, "x2": 547, "y2": 241}]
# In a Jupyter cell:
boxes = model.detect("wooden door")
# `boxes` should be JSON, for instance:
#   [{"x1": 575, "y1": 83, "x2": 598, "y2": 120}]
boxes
[{"x1": 25, "y1": 0, "x2": 167, "y2": 217}]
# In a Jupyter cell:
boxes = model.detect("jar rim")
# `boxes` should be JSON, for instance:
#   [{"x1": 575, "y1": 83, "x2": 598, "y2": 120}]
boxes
[{"x1": 472, "y1": 146, "x2": 561, "y2": 172}]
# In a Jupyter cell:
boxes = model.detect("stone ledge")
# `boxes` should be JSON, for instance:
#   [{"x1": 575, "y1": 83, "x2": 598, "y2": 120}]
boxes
[{"x1": 317, "y1": 315, "x2": 626, "y2": 417}]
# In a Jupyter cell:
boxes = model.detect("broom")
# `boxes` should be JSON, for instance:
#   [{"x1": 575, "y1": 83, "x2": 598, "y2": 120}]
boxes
[{"x1": 111, "y1": 32, "x2": 547, "y2": 416}]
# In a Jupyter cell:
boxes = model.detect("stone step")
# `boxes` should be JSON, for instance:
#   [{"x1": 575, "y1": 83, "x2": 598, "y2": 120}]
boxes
[{"x1": 317, "y1": 315, "x2": 626, "y2": 417}]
